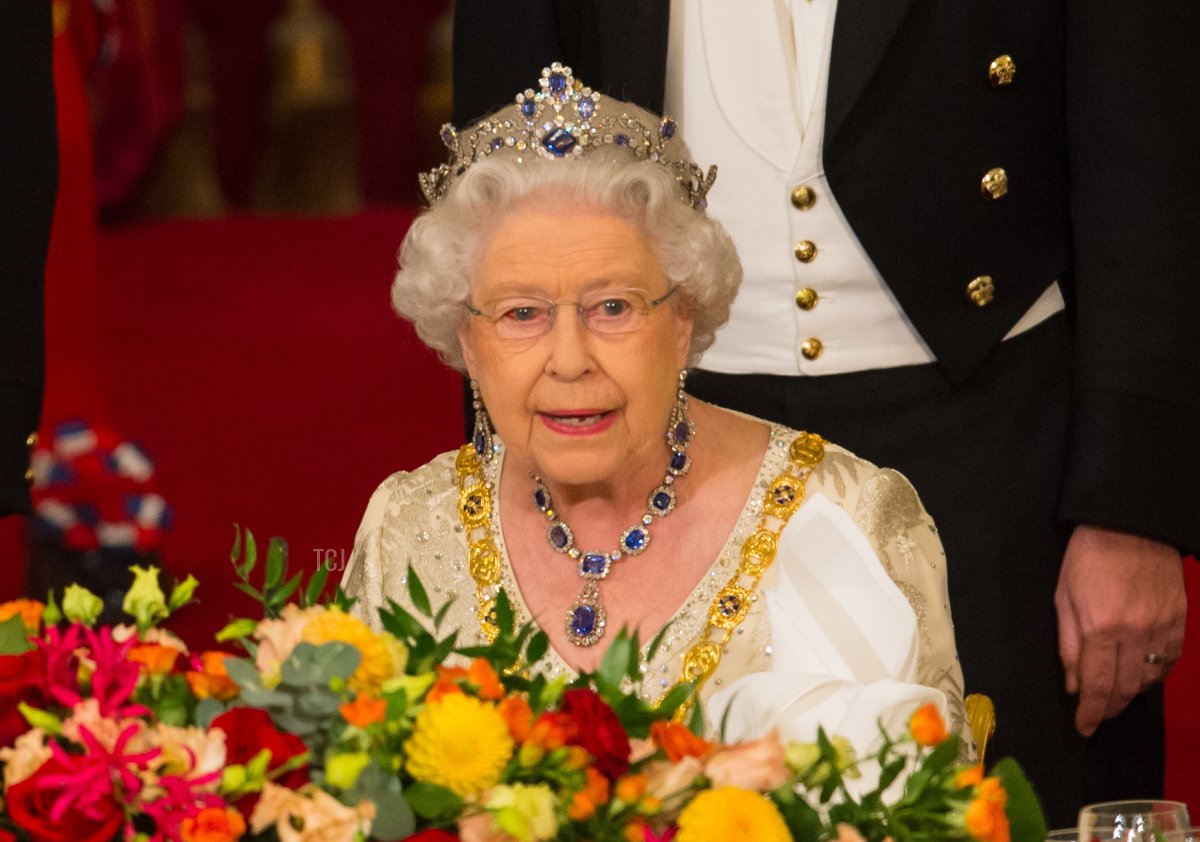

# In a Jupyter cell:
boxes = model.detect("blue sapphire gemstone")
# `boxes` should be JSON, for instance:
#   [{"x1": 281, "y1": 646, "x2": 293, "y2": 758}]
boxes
[
  {"x1": 571, "y1": 605, "x2": 597, "y2": 637},
  {"x1": 548, "y1": 72, "x2": 567, "y2": 94},
  {"x1": 550, "y1": 524, "x2": 570, "y2": 549},
  {"x1": 581, "y1": 554, "x2": 608, "y2": 576},
  {"x1": 440, "y1": 125, "x2": 457, "y2": 149},
  {"x1": 670, "y1": 451, "x2": 687, "y2": 472},
  {"x1": 521, "y1": 100, "x2": 537, "y2": 119},
  {"x1": 623, "y1": 529, "x2": 647, "y2": 552},
  {"x1": 773, "y1": 484, "x2": 796, "y2": 505},
  {"x1": 719, "y1": 594, "x2": 741, "y2": 616},
  {"x1": 615, "y1": 134, "x2": 629, "y2": 146},
  {"x1": 543, "y1": 128, "x2": 577, "y2": 157},
  {"x1": 577, "y1": 98, "x2": 595, "y2": 119},
  {"x1": 455, "y1": 166, "x2": 466, "y2": 175},
  {"x1": 490, "y1": 137, "x2": 505, "y2": 151},
  {"x1": 534, "y1": 487, "x2": 548, "y2": 511},
  {"x1": 473, "y1": 431, "x2": 487, "y2": 456},
  {"x1": 661, "y1": 118, "x2": 676, "y2": 139},
  {"x1": 652, "y1": 491, "x2": 672, "y2": 512},
  {"x1": 673, "y1": 421, "x2": 692, "y2": 444}
]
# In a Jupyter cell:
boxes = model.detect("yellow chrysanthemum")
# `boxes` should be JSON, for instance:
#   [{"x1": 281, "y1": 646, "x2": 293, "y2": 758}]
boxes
[
  {"x1": 405, "y1": 694, "x2": 514, "y2": 797},
  {"x1": 676, "y1": 787, "x2": 791, "y2": 842},
  {"x1": 300, "y1": 608, "x2": 404, "y2": 694}
]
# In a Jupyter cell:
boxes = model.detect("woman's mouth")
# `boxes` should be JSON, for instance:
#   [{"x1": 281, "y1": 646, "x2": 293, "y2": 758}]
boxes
[{"x1": 539, "y1": 410, "x2": 616, "y2": 435}]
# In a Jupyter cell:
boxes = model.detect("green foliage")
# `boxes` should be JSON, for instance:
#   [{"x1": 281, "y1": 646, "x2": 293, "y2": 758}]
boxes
[
  {"x1": 0, "y1": 613, "x2": 34, "y2": 655},
  {"x1": 229, "y1": 525, "x2": 331, "y2": 619}
]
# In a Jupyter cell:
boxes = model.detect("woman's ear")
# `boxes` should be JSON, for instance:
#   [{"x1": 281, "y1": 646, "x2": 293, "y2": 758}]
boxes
[{"x1": 673, "y1": 305, "x2": 695, "y2": 370}]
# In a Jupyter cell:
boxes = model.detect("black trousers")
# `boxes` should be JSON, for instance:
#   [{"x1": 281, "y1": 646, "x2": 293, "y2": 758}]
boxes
[{"x1": 689, "y1": 314, "x2": 1163, "y2": 828}]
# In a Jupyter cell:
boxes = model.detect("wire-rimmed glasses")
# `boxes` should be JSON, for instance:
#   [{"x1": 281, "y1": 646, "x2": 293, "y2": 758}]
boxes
[{"x1": 464, "y1": 286, "x2": 678, "y2": 340}]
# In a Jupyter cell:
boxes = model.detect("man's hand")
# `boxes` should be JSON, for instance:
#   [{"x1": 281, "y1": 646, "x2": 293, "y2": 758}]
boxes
[{"x1": 1055, "y1": 524, "x2": 1186, "y2": 737}]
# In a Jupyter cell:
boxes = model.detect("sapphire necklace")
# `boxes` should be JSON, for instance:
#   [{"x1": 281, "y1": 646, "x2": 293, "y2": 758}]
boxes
[{"x1": 533, "y1": 379, "x2": 694, "y2": 647}]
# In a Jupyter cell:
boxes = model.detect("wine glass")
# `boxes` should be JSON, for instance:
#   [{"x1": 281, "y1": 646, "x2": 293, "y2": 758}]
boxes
[
  {"x1": 1046, "y1": 831, "x2": 1079, "y2": 841},
  {"x1": 1078, "y1": 800, "x2": 1191, "y2": 842}
]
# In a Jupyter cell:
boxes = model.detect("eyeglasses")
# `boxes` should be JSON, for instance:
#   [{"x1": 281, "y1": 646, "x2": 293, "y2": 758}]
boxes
[{"x1": 464, "y1": 286, "x2": 678, "y2": 340}]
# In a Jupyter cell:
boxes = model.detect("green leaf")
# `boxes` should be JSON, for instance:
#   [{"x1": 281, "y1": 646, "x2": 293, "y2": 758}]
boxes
[
  {"x1": 273, "y1": 571, "x2": 303, "y2": 606},
  {"x1": 525, "y1": 630, "x2": 549, "y2": 666},
  {"x1": 686, "y1": 696, "x2": 705, "y2": 735},
  {"x1": 233, "y1": 582, "x2": 264, "y2": 603},
  {"x1": 194, "y1": 698, "x2": 226, "y2": 729},
  {"x1": 352, "y1": 764, "x2": 415, "y2": 840},
  {"x1": 645, "y1": 621, "x2": 673, "y2": 663},
  {"x1": 305, "y1": 563, "x2": 331, "y2": 607},
  {"x1": 265, "y1": 537, "x2": 288, "y2": 590},
  {"x1": 405, "y1": 781, "x2": 464, "y2": 820},
  {"x1": 18, "y1": 702, "x2": 62, "y2": 734},
  {"x1": 655, "y1": 682, "x2": 696, "y2": 719},
  {"x1": 494, "y1": 589, "x2": 514, "y2": 636},
  {"x1": 921, "y1": 733, "x2": 961, "y2": 774},
  {"x1": 230, "y1": 524, "x2": 243, "y2": 568},
  {"x1": 432, "y1": 596, "x2": 455, "y2": 631},
  {"x1": 991, "y1": 757, "x2": 1048, "y2": 842},
  {"x1": 407, "y1": 567, "x2": 432, "y2": 618},
  {"x1": 243, "y1": 530, "x2": 259, "y2": 578},
  {"x1": 380, "y1": 599, "x2": 427, "y2": 642},
  {"x1": 216, "y1": 618, "x2": 259, "y2": 642},
  {"x1": 430, "y1": 630, "x2": 460, "y2": 666},
  {"x1": 0, "y1": 613, "x2": 34, "y2": 655},
  {"x1": 597, "y1": 631, "x2": 633, "y2": 697}
]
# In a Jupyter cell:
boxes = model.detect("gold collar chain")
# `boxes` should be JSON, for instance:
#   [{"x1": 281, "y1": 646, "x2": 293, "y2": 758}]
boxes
[{"x1": 454, "y1": 433, "x2": 826, "y2": 696}]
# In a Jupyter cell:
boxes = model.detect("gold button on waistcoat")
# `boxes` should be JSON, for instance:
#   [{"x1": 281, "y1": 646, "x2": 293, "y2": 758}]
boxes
[
  {"x1": 794, "y1": 240, "x2": 818, "y2": 262},
  {"x1": 795, "y1": 288, "x2": 819, "y2": 310},
  {"x1": 981, "y1": 167, "x2": 1009, "y2": 200},
  {"x1": 800, "y1": 337, "x2": 824, "y2": 360},
  {"x1": 988, "y1": 55, "x2": 1016, "y2": 87},
  {"x1": 790, "y1": 185, "x2": 816, "y2": 210},
  {"x1": 967, "y1": 275, "x2": 995, "y2": 307},
  {"x1": 26, "y1": 432, "x2": 38, "y2": 449},
  {"x1": 24, "y1": 467, "x2": 35, "y2": 485}
]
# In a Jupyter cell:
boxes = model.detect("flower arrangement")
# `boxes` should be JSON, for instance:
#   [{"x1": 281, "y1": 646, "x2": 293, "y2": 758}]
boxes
[{"x1": 0, "y1": 529, "x2": 1046, "y2": 842}]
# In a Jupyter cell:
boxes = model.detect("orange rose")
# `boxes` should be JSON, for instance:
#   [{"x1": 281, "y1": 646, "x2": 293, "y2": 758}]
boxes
[
  {"x1": 468, "y1": 659, "x2": 505, "y2": 701},
  {"x1": 615, "y1": 774, "x2": 648, "y2": 804},
  {"x1": 427, "y1": 665, "x2": 469, "y2": 703},
  {"x1": 567, "y1": 767, "x2": 611, "y2": 821},
  {"x1": 339, "y1": 693, "x2": 387, "y2": 728},
  {"x1": 650, "y1": 720, "x2": 713, "y2": 763},
  {"x1": 703, "y1": 732, "x2": 789, "y2": 792},
  {"x1": 181, "y1": 806, "x2": 246, "y2": 842},
  {"x1": 498, "y1": 695, "x2": 533, "y2": 743},
  {"x1": 965, "y1": 777, "x2": 1010, "y2": 842},
  {"x1": 186, "y1": 651, "x2": 240, "y2": 701},
  {"x1": 525, "y1": 712, "x2": 575, "y2": 750},
  {"x1": 955, "y1": 763, "x2": 984, "y2": 790},
  {"x1": 129, "y1": 643, "x2": 181, "y2": 676},
  {"x1": 623, "y1": 820, "x2": 647, "y2": 842},
  {"x1": 908, "y1": 702, "x2": 948, "y2": 747}
]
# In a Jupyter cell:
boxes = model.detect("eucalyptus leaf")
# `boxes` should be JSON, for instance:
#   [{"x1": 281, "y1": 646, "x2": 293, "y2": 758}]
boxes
[
  {"x1": 404, "y1": 781, "x2": 464, "y2": 820},
  {"x1": 194, "y1": 698, "x2": 226, "y2": 729},
  {"x1": 353, "y1": 764, "x2": 416, "y2": 840}
]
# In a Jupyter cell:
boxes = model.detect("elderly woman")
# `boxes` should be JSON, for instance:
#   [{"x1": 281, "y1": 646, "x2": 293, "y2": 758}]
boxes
[{"x1": 344, "y1": 64, "x2": 967, "y2": 753}]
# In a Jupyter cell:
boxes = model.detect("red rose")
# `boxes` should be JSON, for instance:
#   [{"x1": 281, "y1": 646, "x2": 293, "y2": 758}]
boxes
[
  {"x1": 6, "y1": 757, "x2": 125, "y2": 842},
  {"x1": 404, "y1": 832, "x2": 460, "y2": 842},
  {"x1": 559, "y1": 688, "x2": 631, "y2": 780},
  {"x1": 0, "y1": 650, "x2": 47, "y2": 748},
  {"x1": 210, "y1": 707, "x2": 309, "y2": 817}
]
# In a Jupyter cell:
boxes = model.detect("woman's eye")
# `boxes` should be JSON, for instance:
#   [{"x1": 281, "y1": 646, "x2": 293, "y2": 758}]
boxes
[
  {"x1": 502, "y1": 305, "x2": 546, "y2": 322},
  {"x1": 597, "y1": 298, "x2": 632, "y2": 317}
]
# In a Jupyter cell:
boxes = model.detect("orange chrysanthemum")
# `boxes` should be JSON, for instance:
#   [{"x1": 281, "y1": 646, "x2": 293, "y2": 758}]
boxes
[
  {"x1": 180, "y1": 805, "x2": 246, "y2": 842},
  {"x1": 965, "y1": 777, "x2": 1011, "y2": 842},
  {"x1": 427, "y1": 664, "x2": 468, "y2": 704},
  {"x1": 567, "y1": 766, "x2": 611, "y2": 821},
  {"x1": 186, "y1": 651, "x2": 240, "y2": 701},
  {"x1": 340, "y1": 693, "x2": 387, "y2": 728},
  {"x1": 623, "y1": 820, "x2": 648, "y2": 842},
  {"x1": 0, "y1": 599, "x2": 44, "y2": 632},
  {"x1": 650, "y1": 720, "x2": 713, "y2": 763},
  {"x1": 129, "y1": 643, "x2": 181, "y2": 676},
  {"x1": 908, "y1": 702, "x2": 948, "y2": 747}
]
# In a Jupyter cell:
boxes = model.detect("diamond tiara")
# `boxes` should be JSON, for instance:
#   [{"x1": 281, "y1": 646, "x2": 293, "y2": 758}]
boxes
[{"x1": 418, "y1": 62, "x2": 717, "y2": 210}]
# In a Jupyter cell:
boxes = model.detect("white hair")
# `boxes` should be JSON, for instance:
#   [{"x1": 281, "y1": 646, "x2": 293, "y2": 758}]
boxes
[{"x1": 392, "y1": 149, "x2": 743, "y2": 370}]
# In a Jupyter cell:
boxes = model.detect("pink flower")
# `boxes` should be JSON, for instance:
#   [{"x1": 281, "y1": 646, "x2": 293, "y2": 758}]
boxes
[
  {"x1": 83, "y1": 625, "x2": 150, "y2": 717},
  {"x1": 644, "y1": 827, "x2": 678, "y2": 842},
  {"x1": 37, "y1": 623, "x2": 84, "y2": 707},
  {"x1": 702, "y1": 731, "x2": 790, "y2": 792},
  {"x1": 141, "y1": 772, "x2": 226, "y2": 842},
  {"x1": 39, "y1": 723, "x2": 160, "y2": 822}
]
